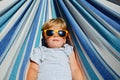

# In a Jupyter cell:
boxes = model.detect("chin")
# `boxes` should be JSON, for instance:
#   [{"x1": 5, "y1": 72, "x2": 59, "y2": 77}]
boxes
[
  {"x1": 48, "y1": 45, "x2": 62, "y2": 48},
  {"x1": 47, "y1": 42, "x2": 64, "y2": 48}
]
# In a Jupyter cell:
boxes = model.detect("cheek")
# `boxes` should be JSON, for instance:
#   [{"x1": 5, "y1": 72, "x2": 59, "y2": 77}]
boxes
[
  {"x1": 63, "y1": 38, "x2": 66, "y2": 43},
  {"x1": 45, "y1": 38, "x2": 52, "y2": 44},
  {"x1": 58, "y1": 38, "x2": 66, "y2": 45}
]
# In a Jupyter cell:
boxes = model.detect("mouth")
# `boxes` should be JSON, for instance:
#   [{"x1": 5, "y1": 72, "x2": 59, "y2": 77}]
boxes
[{"x1": 53, "y1": 39, "x2": 59, "y2": 41}]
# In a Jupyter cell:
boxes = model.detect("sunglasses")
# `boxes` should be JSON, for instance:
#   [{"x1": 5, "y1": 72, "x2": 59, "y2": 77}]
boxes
[{"x1": 43, "y1": 30, "x2": 68, "y2": 37}]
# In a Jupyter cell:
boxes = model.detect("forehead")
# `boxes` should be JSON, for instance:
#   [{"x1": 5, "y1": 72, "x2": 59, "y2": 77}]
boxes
[{"x1": 48, "y1": 26, "x2": 63, "y2": 30}]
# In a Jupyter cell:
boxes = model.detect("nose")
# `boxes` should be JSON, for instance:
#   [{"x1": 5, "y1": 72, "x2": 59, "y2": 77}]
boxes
[{"x1": 53, "y1": 32, "x2": 59, "y2": 37}]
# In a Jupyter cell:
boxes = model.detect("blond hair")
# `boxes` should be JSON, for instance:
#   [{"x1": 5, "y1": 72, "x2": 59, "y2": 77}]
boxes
[{"x1": 42, "y1": 18, "x2": 67, "y2": 30}]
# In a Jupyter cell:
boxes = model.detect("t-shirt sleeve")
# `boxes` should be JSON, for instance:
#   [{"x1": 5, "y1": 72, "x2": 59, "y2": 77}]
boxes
[
  {"x1": 30, "y1": 47, "x2": 41, "y2": 64},
  {"x1": 64, "y1": 44, "x2": 73, "y2": 57}
]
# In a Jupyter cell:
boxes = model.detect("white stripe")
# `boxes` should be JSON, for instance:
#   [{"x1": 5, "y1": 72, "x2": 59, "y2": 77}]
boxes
[
  {"x1": 65, "y1": 0, "x2": 120, "y2": 78},
  {"x1": 48, "y1": 0, "x2": 52, "y2": 19},
  {"x1": 0, "y1": 0, "x2": 40, "y2": 80},
  {"x1": 0, "y1": 1, "x2": 29, "y2": 41},
  {"x1": 33, "y1": 0, "x2": 44, "y2": 47},
  {"x1": 38, "y1": 0, "x2": 47, "y2": 46},
  {"x1": 0, "y1": 0, "x2": 19, "y2": 15},
  {"x1": 64, "y1": 1, "x2": 104, "y2": 79},
  {"x1": 96, "y1": 0, "x2": 120, "y2": 14}
]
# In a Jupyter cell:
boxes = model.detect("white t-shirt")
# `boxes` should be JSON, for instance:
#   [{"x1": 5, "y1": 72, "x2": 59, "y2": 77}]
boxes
[{"x1": 30, "y1": 44, "x2": 73, "y2": 80}]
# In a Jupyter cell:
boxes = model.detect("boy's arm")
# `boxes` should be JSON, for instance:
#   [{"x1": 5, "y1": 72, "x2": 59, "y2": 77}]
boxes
[
  {"x1": 26, "y1": 61, "x2": 39, "y2": 80},
  {"x1": 69, "y1": 51, "x2": 85, "y2": 80}
]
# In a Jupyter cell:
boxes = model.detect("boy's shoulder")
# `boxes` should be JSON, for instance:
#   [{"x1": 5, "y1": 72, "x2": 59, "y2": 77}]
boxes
[
  {"x1": 33, "y1": 46, "x2": 47, "y2": 51},
  {"x1": 64, "y1": 43, "x2": 73, "y2": 48},
  {"x1": 64, "y1": 44, "x2": 73, "y2": 57}
]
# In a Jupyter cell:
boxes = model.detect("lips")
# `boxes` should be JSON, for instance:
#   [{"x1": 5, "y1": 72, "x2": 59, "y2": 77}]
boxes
[{"x1": 53, "y1": 39, "x2": 59, "y2": 41}]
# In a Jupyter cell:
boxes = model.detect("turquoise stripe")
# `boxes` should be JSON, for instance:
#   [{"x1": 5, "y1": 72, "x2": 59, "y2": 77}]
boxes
[
  {"x1": 19, "y1": 1, "x2": 43, "y2": 79},
  {"x1": 51, "y1": 0, "x2": 57, "y2": 18},
  {"x1": 71, "y1": 0, "x2": 120, "y2": 52},
  {"x1": 9, "y1": 0, "x2": 36, "y2": 79},
  {"x1": 45, "y1": 0, "x2": 49, "y2": 21},
  {"x1": 0, "y1": 0, "x2": 25, "y2": 29},
  {"x1": 35, "y1": 0, "x2": 46, "y2": 47},
  {"x1": 59, "y1": 0, "x2": 117, "y2": 79},
  {"x1": 70, "y1": 29, "x2": 99, "y2": 80},
  {"x1": 0, "y1": 0, "x2": 120, "y2": 80},
  {"x1": 78, "y1": 0, "x2": 120, "y2": 37},
  {"x1": 0, "y1": 1, "x2": 19, "y2": 16},
  {"x1": 0, "y1": 0, "x2": 33, "y2": 63},
  {"x1": 9, "y1": 32, "x2": 29, "y2": 80}
]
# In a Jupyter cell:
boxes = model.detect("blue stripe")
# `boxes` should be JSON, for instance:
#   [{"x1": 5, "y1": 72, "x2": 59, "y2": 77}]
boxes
[
  {"x1": 0, "y1": 0, "x2": 120, "y2": 80},
  {"x1": 0, "y1": 0, "x2": 26, "y2": 28},
  {"x1": 86, "y1": 0, "x2": 120, "y2": 24},
  {"x1": 51, "y1": 0, "x2": 57, "y2": 18},
  {"x1": 78, "y1": 0, "x2": 120, "y2": 32},
  {"x1": 9, "y1": 32, "x2": 28, "y2": 80},
  {"x1": 53, "y1": 0, "x2": 62, "y2": 17},
  {"x1": 45, "y1": 0, "x2": 49, "y2": 22},
  {"x1": 58, "y1": 0, "x2": 116, "y2": 80},
  {"x1": 35, "y1": 0, "x2": 46, "y2": 47},
  {"x1": 0, "y1": 0, "x2": 33, "y2": 63},
  {"x1": 70, "y1": 28, "x2": 99, "y2": 80},
  {"x1": 70, "y1": 0, "x2": 120, "y2": 53},
  {"x1": 18, "y1": 1, "x2": 43, "y2": 80}
]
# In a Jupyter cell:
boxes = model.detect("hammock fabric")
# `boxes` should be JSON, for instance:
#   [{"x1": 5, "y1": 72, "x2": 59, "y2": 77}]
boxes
[{"x1": 0, "y1": 0, "x2": 120, "y2": 80}]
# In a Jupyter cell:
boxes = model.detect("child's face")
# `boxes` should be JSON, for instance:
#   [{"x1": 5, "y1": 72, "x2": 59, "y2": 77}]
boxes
[{"x1": 44, "y1": 26, "x2": 67, "y2": 48}]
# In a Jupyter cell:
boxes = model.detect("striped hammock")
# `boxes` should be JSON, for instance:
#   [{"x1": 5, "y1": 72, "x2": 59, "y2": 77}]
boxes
[{"x1": 0, "y1": 0, "x2": 120, "y2": 80}]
